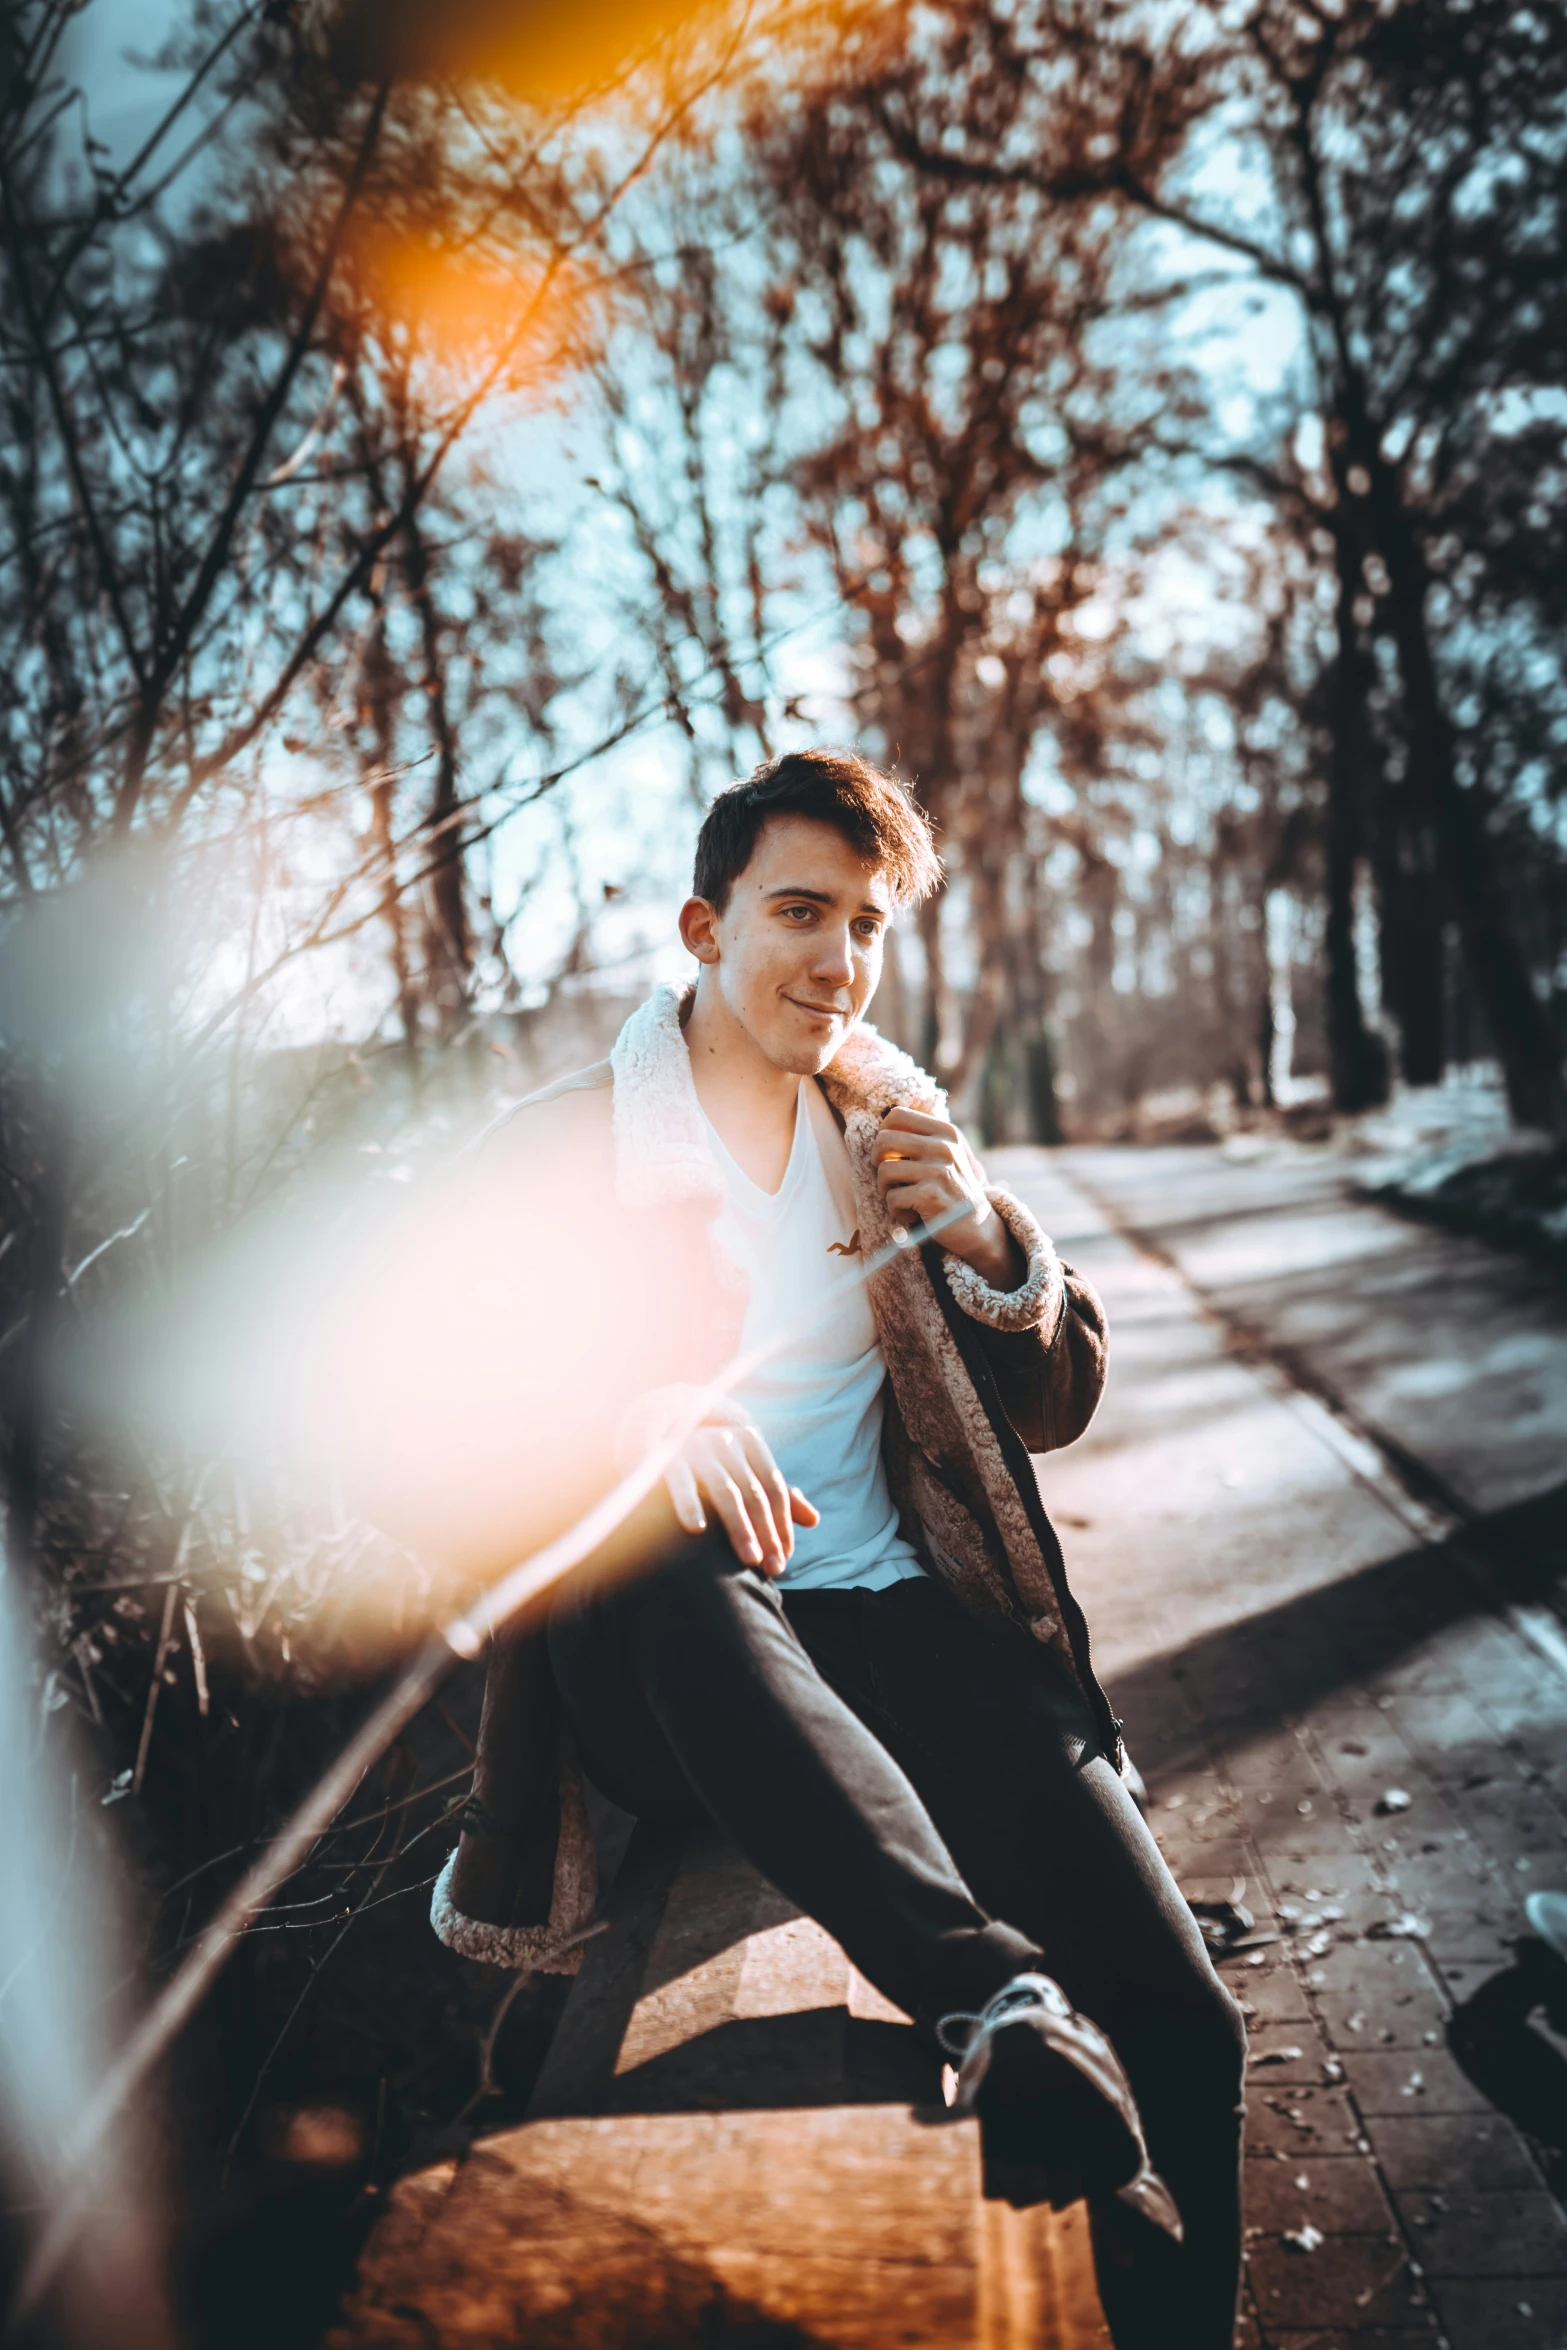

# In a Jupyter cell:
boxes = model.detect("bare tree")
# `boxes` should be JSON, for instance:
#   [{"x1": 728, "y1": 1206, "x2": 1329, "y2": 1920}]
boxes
[{"x1": 0, "y1": 4, "x2": 753, "y2": 2299}]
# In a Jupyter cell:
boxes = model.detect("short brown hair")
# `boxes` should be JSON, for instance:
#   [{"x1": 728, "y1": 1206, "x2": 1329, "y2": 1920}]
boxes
[{"x1": 693, "y1": 748, "x2": 941, "y2": 912}]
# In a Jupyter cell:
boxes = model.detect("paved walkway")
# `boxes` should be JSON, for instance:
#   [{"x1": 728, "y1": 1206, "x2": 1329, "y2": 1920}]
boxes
[
  {"x1": 332, "y1": 1136, "x2": 1567, "y2": 2349},
  {"x1": 990, "y1": 1140, "x2": 1567, "y2": 2350}
]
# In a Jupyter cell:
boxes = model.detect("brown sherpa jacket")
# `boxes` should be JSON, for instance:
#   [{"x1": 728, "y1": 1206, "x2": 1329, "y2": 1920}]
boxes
[{"x1": 428, "y1": 983, "x2": 1113, "y2": 1971}]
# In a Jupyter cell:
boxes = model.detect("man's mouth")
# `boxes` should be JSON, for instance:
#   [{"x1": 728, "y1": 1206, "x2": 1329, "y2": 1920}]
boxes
[{"x1": 785, "y1": 997, "x2": 847, "y2": 1022}]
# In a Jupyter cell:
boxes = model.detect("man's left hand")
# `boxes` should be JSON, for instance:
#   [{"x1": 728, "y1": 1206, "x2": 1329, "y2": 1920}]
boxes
[{"x1": 874, "y1": 1106, "x2": 1023, "y2": 1288}]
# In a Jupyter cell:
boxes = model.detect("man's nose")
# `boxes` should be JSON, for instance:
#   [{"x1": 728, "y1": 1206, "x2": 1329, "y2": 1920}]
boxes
[{"x1": 811, "y1": 928, "x2": 856, "y2": 988}]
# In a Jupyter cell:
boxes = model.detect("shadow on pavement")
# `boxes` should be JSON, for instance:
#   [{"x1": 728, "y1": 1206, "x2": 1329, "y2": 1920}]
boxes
[
  {"x1": 1448, "y1": 1938, "x2": 1567, "y2": 2198},
  {"x1": 602, "y1": 2010, "x2": 940, "y2": 2115},
  {"x1": 1103, "y1": 1480, "x2": 1567, "y2": 1759}
]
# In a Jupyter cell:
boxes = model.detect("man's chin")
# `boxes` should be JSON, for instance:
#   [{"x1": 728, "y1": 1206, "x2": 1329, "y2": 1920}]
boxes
[
  {"x1": 770, "y1": 1010, "x2": 856, "y2": 1076},
  {"x1": 771, "y1": 1039, "x2": 836, "y2": 1077}
]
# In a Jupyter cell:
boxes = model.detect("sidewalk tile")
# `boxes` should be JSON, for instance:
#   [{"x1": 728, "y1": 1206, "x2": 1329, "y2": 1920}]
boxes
[
  {"x1": 1246, "y1": 2234, "x2": 1423, "y2": 2326},
  {"x1": 1268, "y1": 1858, "x2": 1390, "y2": 1899},
  {"x1": 1252, "y1": 1806, "x2": 1366, "y2": 1854},
  {"x1": 1420, "y1": 1913, "x2": 1523, "y2": 1967},
  {"x1": 1340, "y1": 2046, "x2": 1495, "y2": 2116},
  {"x1": 1317, "y1": 1985, "x2": 1451, "y2": 2049},
  {"x1": 1392, "y1": 2189, "x2": 1567, "y2": 2279},
  {"x1": 1385, "y1": 1855, "x2": 1504, "y2": 1911},
  {"x1": 1233, "y1": 1731, "x2": 1327, "y2": 1774},
  {"x1": 1170, "y1": 1853, "x2": 1258, "y2": 1896},
  {"x1": 1299, "y1": 1937, "x2": 1439, "y2": 1995},
  {"x1": 1369, "y1": 1654, "x2": 1468, "y2": 1701},
  {"x1": 1275, "y1": 1890, "x2": 1420, "y2": 1946},
  {"x1": 1160, "y1": 1818, "x2": 1255, "y2": 1862},
  {"x1": 1394, "y1": 1695, "x2": 1511, "y2": 1775},
  {"x1": 1246, "y1": 2023, "x2": 1337, "y2": 2079},
  {"x1": 1247, "y1": 2082, "x2": 1363, "y2": 2157},
  {"x1": 1428, "y1": 2274, "x2": 1567, "y2": 2348},
  {"x1": 1342, "y1": 1797, "x2": 1453, "y2": 1848},
  {"x1": 1232, "y1": 1967, "x2": 1315, "y2": 2026},
  {"x1": 1455, "y1": 1788, "x2": 1567, "y2": 1850},
  {"x1": 1177, "y1": 1865, "x2": 1259, "y2": 1904},
  {"x1": 1244, "y1": 2152, "x2": 1396, "y2": 2234},
  {"x1": 1150, "y1": 1773, "x2": 1226, "y2": 1808},
  {"x1": 1460, "y1": 1654, "x2": 1567, "y2": 1709},
  {"x1": 1369, "y1": 2112, "x2": 1542, "y2": 2194},
  {"x1": 1472, "y1": 1694, "x2": 1567, "y2": 1749},
  {"x1": 1310, "y1": 1698, "x2": 1417, "y2": 1743},
  {"x1": 1436, "y1": 1958, "x2": 1518, "y2": 2006},
  {"x1": 1266, "y1": 2333, "x2": 1440, "y2": 2347}
]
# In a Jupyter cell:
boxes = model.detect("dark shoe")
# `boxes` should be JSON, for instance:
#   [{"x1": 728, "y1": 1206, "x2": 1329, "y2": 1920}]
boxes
[{"x1": 938, "y1": 1972, "x2": 1182, "y2": 2241}]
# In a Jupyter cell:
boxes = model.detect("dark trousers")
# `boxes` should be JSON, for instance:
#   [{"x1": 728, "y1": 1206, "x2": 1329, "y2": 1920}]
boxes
[{"x1": 548, "y1": 1537, "x2": 1246, "y2": 2350}]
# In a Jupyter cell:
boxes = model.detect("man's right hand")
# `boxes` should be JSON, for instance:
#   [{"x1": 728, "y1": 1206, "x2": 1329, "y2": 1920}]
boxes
[{"x1": 665, "y1": 1400, "x2": 819, "y2": 1576}]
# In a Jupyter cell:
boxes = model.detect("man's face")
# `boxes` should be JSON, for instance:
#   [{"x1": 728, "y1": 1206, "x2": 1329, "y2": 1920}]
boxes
[{"x1": 685, "y1": 814, "x2": 893, "y2": 1074}]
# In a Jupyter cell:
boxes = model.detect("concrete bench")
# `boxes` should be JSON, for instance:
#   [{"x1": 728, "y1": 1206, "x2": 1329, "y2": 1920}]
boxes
[{"x1": 331, "y1": 1820, "x2": 1108, "y2": 2346}]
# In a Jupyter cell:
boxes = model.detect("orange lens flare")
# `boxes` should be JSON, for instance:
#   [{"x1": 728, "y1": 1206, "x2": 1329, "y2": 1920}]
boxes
[
  {"x1": 343, "y1": 222, "x2": 581, "y2": 374},
  {"x1": 332, "y1": 0, "x2": 721, "y2": 101}
]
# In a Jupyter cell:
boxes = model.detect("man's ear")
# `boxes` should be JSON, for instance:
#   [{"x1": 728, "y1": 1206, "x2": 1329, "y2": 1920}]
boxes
[{"x1": 678, "y1": 895, "x2": 721, "y2": 963}]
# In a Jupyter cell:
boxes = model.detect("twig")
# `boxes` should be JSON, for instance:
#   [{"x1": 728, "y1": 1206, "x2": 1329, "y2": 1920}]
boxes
[
  {"x1": 182, "y1": 1598, "x2": 208, "y2": 1718},
  {"x1": 220, "y1": 1912, "x2": 357, "y2": 2182},
  {"x1": 455, "y1": 1971, "x2": 532, "y2": 2127},
  {"x1": 130, "y1": 1478, "x2": 209, "y2": 1796},
  {"x1": 435, "y1": 1700, "x2": 476, "y2": 1758},
  {"x1": 223, "y1": 1800, "x2": 411, "y2": 2176},
  {"x1": 130, "y1": 1584, "x2": 178, "y2": 1800},
  {"x1": 333, "y1": 1762, "x2": 474, "y2": 1830},
  {"x1": 64, "y1": 1209, "x2": 150, "y2": 1290},
  {"x1": 455, "y1": 1919, "x2": 610, "y2": 2125}
]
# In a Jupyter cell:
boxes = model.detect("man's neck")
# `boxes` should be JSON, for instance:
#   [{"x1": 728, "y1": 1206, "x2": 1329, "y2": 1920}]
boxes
[{"x1": 684, "y1": 974, "x2": 806, "y2": 1195}]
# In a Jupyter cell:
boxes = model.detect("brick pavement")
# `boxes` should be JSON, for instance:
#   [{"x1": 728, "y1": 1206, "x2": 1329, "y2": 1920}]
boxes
[{"x1": 994, "y1": 1146, "x2": 1567, "y2": 2350}]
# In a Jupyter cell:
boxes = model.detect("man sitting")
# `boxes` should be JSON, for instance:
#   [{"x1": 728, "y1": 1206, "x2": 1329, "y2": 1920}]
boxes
[{"x1": 409, "y1": 749, "x2": 1244, "y2": 2349}]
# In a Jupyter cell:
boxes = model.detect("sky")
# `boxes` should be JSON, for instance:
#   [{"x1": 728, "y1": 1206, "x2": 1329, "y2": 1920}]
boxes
[{"x1": 60, "y1": 0, "x2": 189, "y2": 165}]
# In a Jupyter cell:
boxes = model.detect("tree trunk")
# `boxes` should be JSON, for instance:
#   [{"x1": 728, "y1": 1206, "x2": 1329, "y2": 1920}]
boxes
[
  {"x1": 360, "y1": 606, "x2": 419, "y2": 1054},
  {"x1": 947, "y1": 846, "x2": 1008, "y2": 1119},
  {"x1": 1373, "y1": 797, "x2": 1445, "y2": 1086},
  {"x1": 1324, "y1": 546, "x2": 1390, "y2": 1112},
  {"x1": 1017, "y1": 853, "x2": 1062, "y2": 1144},
  {"x1": 1257, "y1": 986, "x2": 1276, "y2": 1108},
  {"x1": 401, "y1": 508, "x2": 469, "y2": 1038},
  {"x1": 1209, "y1": 864, "x2": 1259, "y2": 1108},
  {"x1": 916, "y1": 891, "x2": 950, "y2": 1079},
  {"x1": 1364, "y1": 460, "x2": 1563, "y2": 1129}
]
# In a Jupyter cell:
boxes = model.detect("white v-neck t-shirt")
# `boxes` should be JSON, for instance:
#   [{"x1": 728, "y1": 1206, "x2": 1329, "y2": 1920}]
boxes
[{"x1": 700, "y1": 1079, "x2": 924, "y2": 1594}]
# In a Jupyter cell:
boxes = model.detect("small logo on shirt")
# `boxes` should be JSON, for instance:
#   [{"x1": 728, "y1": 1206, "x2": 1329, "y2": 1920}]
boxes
[{"x1": 827, "y1": 1230, "x2": 861, "y2": 1258}]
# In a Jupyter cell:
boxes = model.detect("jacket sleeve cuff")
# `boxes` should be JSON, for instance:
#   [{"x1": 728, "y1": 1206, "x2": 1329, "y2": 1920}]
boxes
[{"x1": 941, "y1": 1187, "x2": 1065, "y2": 1336}]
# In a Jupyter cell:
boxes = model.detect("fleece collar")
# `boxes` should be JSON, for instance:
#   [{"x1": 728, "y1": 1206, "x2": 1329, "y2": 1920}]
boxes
[{"x1": 607, "y1": 980, "x2": 945, "y2": 1212}]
